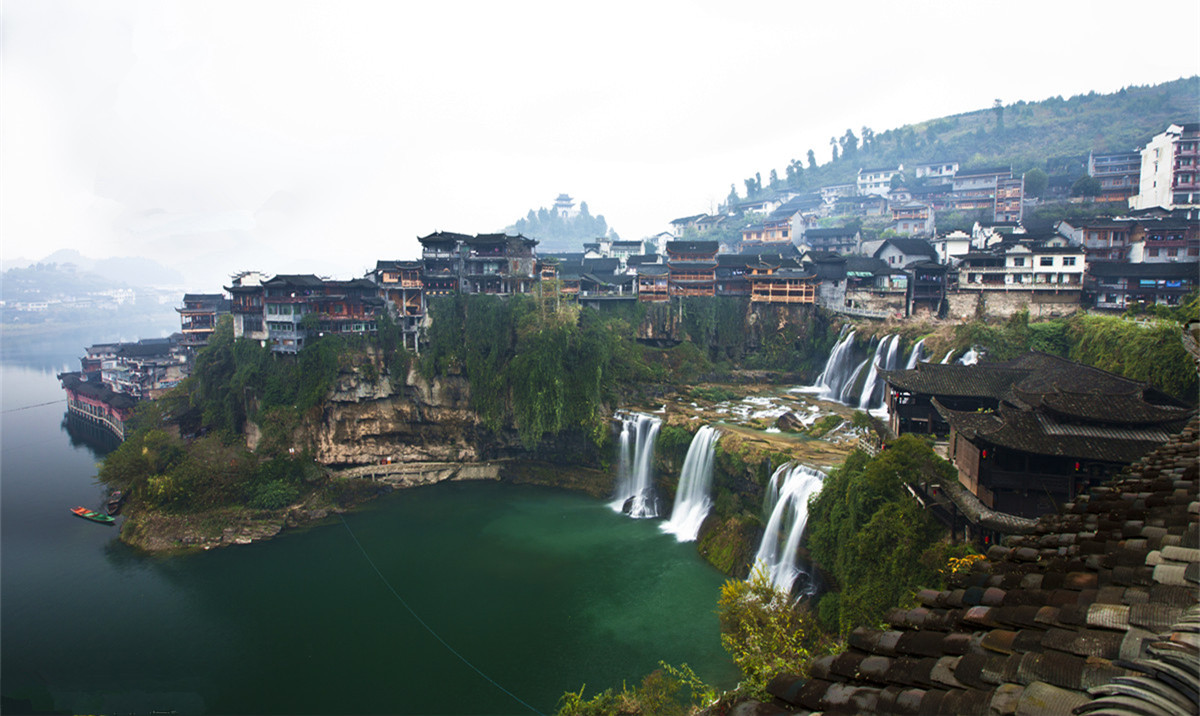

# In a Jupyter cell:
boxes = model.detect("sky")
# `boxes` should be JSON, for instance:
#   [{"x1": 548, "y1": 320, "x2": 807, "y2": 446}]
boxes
[{"x1": 2, "y1": 0, "x2": 1198, "y2": 290}]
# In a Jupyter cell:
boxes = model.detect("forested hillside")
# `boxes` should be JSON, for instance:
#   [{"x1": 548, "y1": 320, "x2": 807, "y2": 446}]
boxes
[
  {"x1": 733, "y1": 76, "x2": 1199, "y2": 203},
  {"x1": 503, "y1": 200, "x2": 619, "y2": 252}
]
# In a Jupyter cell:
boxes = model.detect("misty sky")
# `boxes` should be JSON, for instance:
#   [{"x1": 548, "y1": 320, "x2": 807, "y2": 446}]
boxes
[{"x1": 2, "y1": 0, "x2": 1198, "y2": 290}]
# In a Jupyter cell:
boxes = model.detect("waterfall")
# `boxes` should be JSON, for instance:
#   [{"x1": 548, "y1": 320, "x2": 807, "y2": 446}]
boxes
[
  {"x1": 857, "y1": 335, "x2": 897, "y2": 411},
  {"x1": 661, "y1": 426, "x2": 720, "y2": 542},
  {"x1": 762, "y1": 463, "x2": 790, "y2": 521},
  {"x1": 839, "y1": 357, "x2": 869, "y2": 404},
  {"x1": 811, "y1": 329, "x2": 859, "y2": 402},
  {"x1": 959, "y1": 347, "x2": 979, "y2": 365},
  {"x1": 904, "y1": 338, "x2": 926, "y2": 369},
  {"x1": 941, "y1": 349, "x2": 955, "y2": 364},
  {"x1": 752, "y1": 463, "x2": 827, "y2": 594},
  {"x1": 611, "y1": 413, "x2": 662, "y2": 518}
]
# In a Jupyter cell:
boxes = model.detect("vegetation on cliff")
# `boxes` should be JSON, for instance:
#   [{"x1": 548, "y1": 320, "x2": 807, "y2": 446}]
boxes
[
  {"x1": 950, "y1": 300, "x2": 1199, "y2": 402},
  {"x1": 419, "y1": 294, "x2": 635, "y2": 449},
  {"x1": 806, "y1": 437, "x2": 977, "y2": 635}
]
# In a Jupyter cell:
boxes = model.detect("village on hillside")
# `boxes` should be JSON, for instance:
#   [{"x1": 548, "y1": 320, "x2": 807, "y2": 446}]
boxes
[{"x1": 63, "y1": 122, "x2": 1198, "y2": 408}]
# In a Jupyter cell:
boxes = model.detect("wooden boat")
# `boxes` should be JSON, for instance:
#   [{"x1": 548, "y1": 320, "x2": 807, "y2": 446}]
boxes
[
  {"x1": 105, "y1": 490, "x2": 126, "y2": 516},
  {"x1": 70, "y1": 506, "x2": 115, "y2": 525}
]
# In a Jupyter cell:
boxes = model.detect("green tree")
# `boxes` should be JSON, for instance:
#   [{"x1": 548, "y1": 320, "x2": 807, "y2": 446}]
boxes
[
  {"x1": 1023, "y1": 167, "x2": 1048, "y2": 198},
  {"x1": 1071, "y1": 175, "x2": 1102, "y2": 197}
]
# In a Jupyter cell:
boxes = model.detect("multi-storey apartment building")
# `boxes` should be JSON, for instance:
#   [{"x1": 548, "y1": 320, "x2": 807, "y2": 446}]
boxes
[
  {"x1": 1088, "y1": 151, "x2": 1141, "y2": 203},
  {"x1": 1130, "y1": 123, "x2": 1200, "y2": 210},
  {"x1": 994, "y1": 176, "x2": 1024, "y2": 223}
]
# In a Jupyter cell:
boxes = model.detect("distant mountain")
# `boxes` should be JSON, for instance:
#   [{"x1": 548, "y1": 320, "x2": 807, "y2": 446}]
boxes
[
  {"x1": 36, "y1": 250, "x2": 185, "y2": 288},
  {"x1": 732, "y1": 76, "x2": 1200, "y2": 204}
]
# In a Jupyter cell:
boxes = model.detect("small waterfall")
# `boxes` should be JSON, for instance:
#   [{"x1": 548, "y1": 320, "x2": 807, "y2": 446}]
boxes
[
  {"x1": 762, "y1": 463, "x2": 790, "y2": 521},
  {"x1": 812, "y1": 329, "x2": 859, "y2": 402},
  {"x1": 904, "y1": 338, "x2": 926, "y2": 369},
  {"x1": 752, "y1": 463, "x2": 827, "y2": 594},
  {"x1": 959, "y1": 347, "x2": 979, "y2": 365},
  {"x1": 857, "y1": 335, "x2": 898, "y2": 411},
  {"x1": 611, "y1": 413, "x2": 662, "y2": 518},
  {"x1": 941, "y1": 349, "x2": 955, "y2": 364},
  {"x1": 661, "y1": 426, "x2": 720, "y2": 542},
  {"x1": 839, "y1": 357, "x2": 869, "y2": 404}
]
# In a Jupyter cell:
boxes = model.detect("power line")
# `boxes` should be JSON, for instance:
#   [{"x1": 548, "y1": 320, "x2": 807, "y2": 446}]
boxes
[
  {"x1": 2, "y1": 399, "x2": 64, "y2": 413},
  {"x1": 338, "y1": 515, "x2": 545, "y2": 716}
]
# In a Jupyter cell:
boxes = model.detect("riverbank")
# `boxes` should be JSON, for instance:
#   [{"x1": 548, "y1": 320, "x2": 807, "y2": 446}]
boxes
[{"x1": 117, "y1": 459, "x2": 616, "y2": 552}]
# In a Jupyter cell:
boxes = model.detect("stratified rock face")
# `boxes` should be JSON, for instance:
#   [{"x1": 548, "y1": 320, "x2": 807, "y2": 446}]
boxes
[{"x1": 278, "y1": 364, "x2": 496, "y2": 468}]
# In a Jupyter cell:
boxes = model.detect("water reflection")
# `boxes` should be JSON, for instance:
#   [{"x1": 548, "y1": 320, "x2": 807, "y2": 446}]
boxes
[{"x1": 61, "y1": 412, "x2": 123, "y2": 456}]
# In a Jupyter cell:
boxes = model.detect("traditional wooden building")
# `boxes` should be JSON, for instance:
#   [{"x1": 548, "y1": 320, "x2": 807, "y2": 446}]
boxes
[
  {"x1": 906, "y1": 260, "x2": 947, "y2": 317},
  {"x1": 462, "y1": 234, "x2": 539, "y2": 295},
  {"x1": 715, "y1": 254, "x2": 752, "y2": 297},
  {"x1": 59, "y1": 372, "x2": 138, "y2": 440},
  {"x1": 309, "y1": 279, "x2": 384, "y2": 335},
  {"x1": 225, "y1": 271, "x2": 269, "y2": 342},
  {"x1": 419, "y1": 231, "x2": 469, "y2": 297},
  {"x1": 666, "y1": 240, "x2": 718, "y2": 297},
  {"x1": 370, "y1": 260, "x2": 423, "y2": 349},
  {"x1": 801, "y1": 227, "x2": 860, "y2": 255},
  {"x1": 1086, "y1": 261, "x2": 1199, "y2": 310},
  {"x1": 884, "y1": 352, "x2": 1192, "y2": 519},
  {"x1": 636, "y1": 265, "x2": 670, "y2": 302},
  {"x1": 176, "y1": 293, "x2": 230, "y2": 348},
  {"x1": 747, "y1": 265, "x2": 816, "y2": 304}
]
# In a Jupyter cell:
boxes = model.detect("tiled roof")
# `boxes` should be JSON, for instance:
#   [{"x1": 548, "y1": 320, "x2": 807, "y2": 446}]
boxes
[
  {"x1": 934, "y1": 401, "x2": 1176, "y2": 464},
  {"x1": 875, "y1": 239, "x2": 938, "y2": 259},
  {"x1": 59, "y1": 372, "x2": 139, "y2": 409},
  {"x1": 882, "y1": 363, "x2": 1031, "y2": 399},
  {"x1": 763, "y1": 417, "x2": 1200, "y2": 715},
  {"x1": 667, "y1": 240, "x2": 720, "y2": 253}
]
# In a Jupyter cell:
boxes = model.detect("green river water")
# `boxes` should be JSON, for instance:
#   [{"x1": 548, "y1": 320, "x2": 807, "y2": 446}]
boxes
[{"x1": 1, "y1": 356, "x2": 737, "y2": 715}]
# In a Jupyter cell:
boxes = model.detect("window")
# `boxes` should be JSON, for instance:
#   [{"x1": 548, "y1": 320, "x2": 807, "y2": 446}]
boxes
[
  {"x1": 1168, "y1": 248, "x2": 1178, "y2": 257},
  {"x1": 1012, "y1": 257, "x2": 1025, "y2": 266},
  {"x1": 1062, "y1": 257, "x2": 1076, "y2": 266},
  {"x1": 1039, "y1": 257, "x2": 1054, "y2": 266},
  {"x1": 1149, "y1": 248, "x2": 1160, "y2": 257}
]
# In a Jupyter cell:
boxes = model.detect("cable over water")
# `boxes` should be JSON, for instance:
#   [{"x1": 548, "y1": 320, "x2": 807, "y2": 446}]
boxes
[
  {"x1": 2, "y1": 399, "x2": 64, "y2": 413},
  {"x1": 338, "y1": 514, "x2": 546, "y2": 716}
]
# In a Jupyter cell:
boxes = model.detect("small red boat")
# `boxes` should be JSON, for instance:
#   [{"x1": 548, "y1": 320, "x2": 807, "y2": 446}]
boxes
[{"x1": 70, "y1": 506, "x2": 115, "y2": 525}]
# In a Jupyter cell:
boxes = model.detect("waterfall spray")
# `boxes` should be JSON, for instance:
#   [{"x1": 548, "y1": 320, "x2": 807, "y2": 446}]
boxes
[
  {"x1": 611, "y1": 413, "x2": 662, "y2": 518},
  {"x1": 905, "y1": 338, "x2": 926, "y2": 369},
  {"x1": 752, "y1": 463, "x2": 827, "y2": 594}
]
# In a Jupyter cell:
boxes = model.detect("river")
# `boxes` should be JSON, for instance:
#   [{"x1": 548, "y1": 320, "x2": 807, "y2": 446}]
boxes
[{"x1": 0, "y1": 342, "x2": 737, "y2": 715}]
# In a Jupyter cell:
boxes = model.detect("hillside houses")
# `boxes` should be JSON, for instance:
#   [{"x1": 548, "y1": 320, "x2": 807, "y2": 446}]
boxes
[{"x1": 127, "y1": 123, "x2": 1197, "y2": 364}]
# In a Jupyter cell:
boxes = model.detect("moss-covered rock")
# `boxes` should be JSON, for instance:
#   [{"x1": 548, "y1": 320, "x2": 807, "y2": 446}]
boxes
[{"x1": 697, "y1": 514, "x2": 761, "y2": 577}]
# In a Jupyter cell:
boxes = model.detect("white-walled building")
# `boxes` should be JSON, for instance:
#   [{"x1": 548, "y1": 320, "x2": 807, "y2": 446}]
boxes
[
  {"x1": 857, "y1": 165, "x2": 904, "y2": 196},
  {"x1": 1129, "y1": 123, "x2": 1200, "y2": 211}
]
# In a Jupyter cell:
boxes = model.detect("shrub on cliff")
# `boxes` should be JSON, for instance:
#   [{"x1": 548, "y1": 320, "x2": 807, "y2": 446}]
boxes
[
  {"x1": 950, "y1": 308, "x2": 1198, "y2": 402},
  {"x1": 805, "y1": 437, "x2": 973, "y2": 635},
  {"x1": 717, "y1": 571, "x2": 835, "y2": 699}
]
